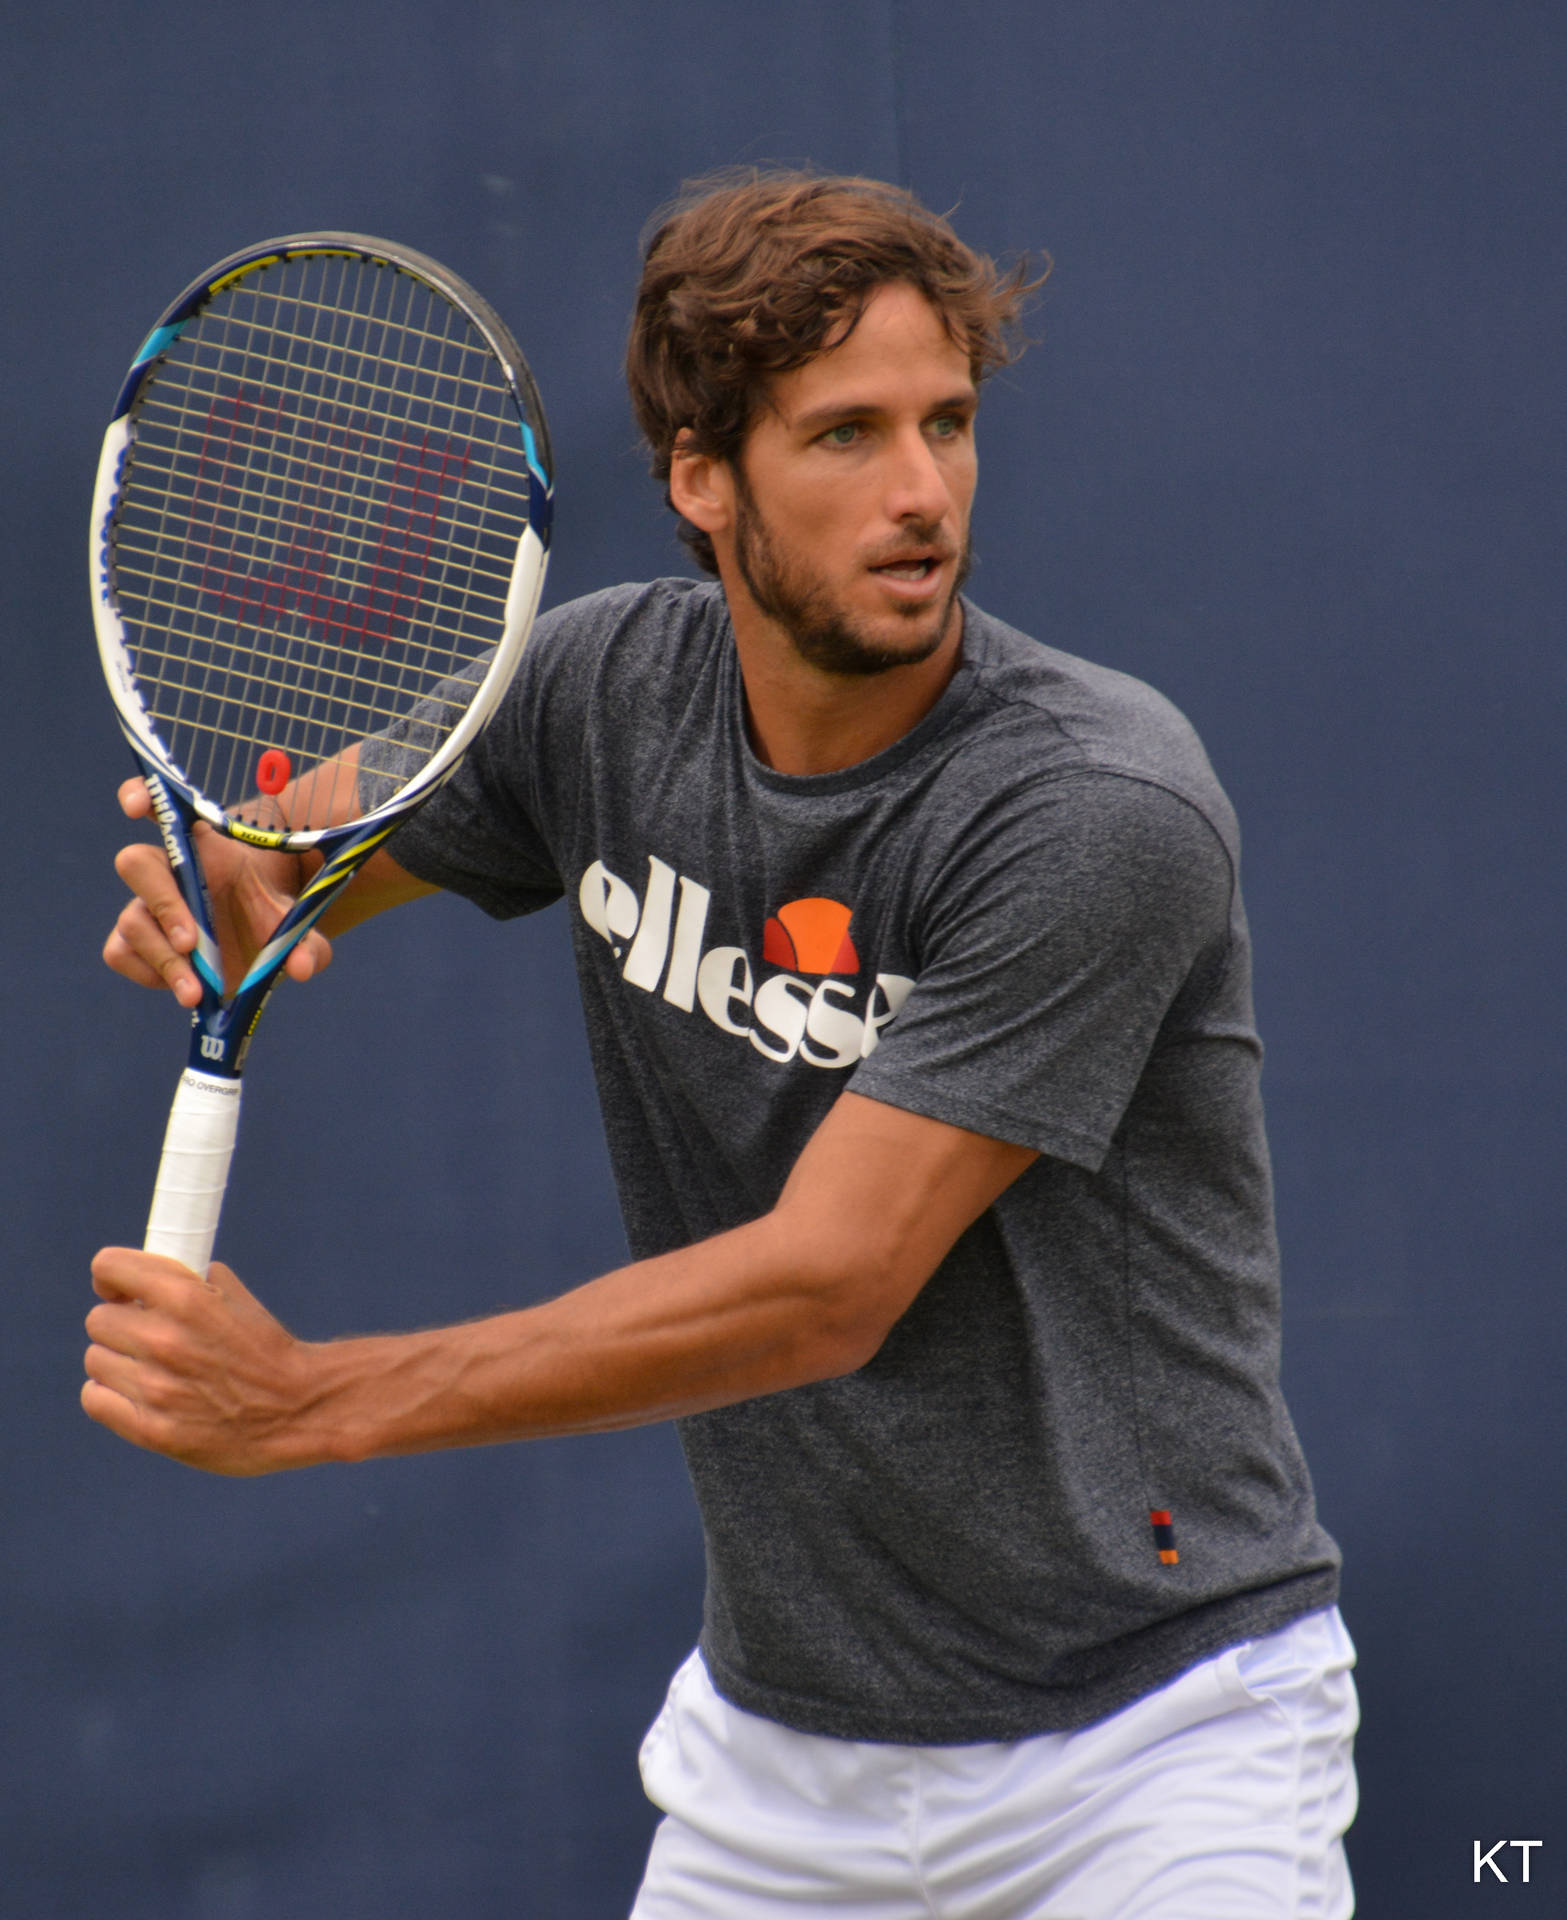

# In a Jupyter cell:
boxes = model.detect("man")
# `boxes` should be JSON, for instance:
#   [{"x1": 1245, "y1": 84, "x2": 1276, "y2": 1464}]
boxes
[{"x1": 89, "y1": 173, "x2": 1357, "y2": 1916}]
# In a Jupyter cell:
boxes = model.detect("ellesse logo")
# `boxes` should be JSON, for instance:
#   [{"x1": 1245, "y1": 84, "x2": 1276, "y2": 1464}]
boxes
[
  {"x1": 762, "y1": 898, "x2": 859, "y2": 974},
  {"x1": 579, "y1": 855, "x2": 913, "y2": 1069}
]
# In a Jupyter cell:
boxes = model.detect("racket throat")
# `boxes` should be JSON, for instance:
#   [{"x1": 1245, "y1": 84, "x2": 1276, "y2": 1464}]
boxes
[{"x1": 187, "y1": 1008, "x2": 250, "y2": 1076}]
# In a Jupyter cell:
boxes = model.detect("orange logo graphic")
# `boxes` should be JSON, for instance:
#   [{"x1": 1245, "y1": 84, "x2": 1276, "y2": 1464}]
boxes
[{"x1": 761, "y1": 898, "x2": 859, "y2": 975}]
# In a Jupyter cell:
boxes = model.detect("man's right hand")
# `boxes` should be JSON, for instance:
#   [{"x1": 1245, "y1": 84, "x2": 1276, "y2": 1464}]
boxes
[{"x1": 102, "y1": 777, "x2": 334, "y2": 1006}]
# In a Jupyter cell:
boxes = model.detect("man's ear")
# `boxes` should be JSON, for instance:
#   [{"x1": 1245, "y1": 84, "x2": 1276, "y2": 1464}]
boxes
[{"x1": 668, "y1": 430, "x2": 735, "y2": 537}]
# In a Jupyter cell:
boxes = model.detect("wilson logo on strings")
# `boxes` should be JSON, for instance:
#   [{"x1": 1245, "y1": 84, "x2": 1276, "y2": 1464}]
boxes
[
  {"x1": 193, "y1": 390, "x2": 471, "y2": 649},
  {"x1": 578, "y1": 856, "x2": 913, "y2": 1069}
]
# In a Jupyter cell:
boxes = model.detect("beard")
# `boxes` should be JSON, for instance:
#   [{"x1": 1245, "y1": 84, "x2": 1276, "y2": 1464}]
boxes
[{"x1": 731, "y1": 476, "x2": 971, "y2": 679}]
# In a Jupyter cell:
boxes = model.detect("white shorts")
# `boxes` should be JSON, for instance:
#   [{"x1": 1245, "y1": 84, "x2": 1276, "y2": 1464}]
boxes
[{"x1": 631, "y1": 1607, "x2": 1357, "y2": 1919}]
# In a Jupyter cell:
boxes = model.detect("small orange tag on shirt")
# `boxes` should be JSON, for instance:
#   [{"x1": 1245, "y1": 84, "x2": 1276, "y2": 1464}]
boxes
[{"x1": 1150, "y1": 1509, "x2": 1179, "y2": 1566}]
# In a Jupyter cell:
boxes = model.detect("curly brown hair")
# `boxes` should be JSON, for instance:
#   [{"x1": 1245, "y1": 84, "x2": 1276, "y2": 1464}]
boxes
[{"x1": 627, "y1": 170, "x2": 1043, "y2": 573}]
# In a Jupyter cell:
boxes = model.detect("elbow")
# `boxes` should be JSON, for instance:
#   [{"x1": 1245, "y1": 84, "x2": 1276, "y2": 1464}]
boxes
[{"x1": 786, "y1": 1232, "x2": 925, "y2": 1382}]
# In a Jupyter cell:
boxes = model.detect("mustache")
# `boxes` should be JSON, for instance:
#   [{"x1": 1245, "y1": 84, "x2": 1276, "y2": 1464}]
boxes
[{"x1": 863, "y1": 524, "x2": 960, "y2": 567}]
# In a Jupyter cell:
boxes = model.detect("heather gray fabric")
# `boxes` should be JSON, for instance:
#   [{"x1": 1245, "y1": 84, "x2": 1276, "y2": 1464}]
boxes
[{"x1": 368, "y1": 579, "x2": 1340, "y2": 1741}]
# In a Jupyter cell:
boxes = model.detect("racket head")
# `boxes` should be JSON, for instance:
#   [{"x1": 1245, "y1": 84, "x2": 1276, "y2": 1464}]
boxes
[{"x1": 90, "y1": 233, "x2": 552, "y2": 851}]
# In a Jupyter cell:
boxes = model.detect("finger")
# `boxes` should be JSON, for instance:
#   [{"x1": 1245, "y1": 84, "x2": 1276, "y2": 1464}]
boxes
[
  {"x1": 87, "y1": 1256, "x2": 138, "y2": 1304},
  {"x1": 101, "y1": 913, "x2": 171, "y2": 992},
  {"x1": 81, "y1": 1374, "x2": 173, "y2": 1455},
  {"x1": 84, "y1": 1299, "x2": 162, "y2": 1360},
  {"x1": 83, "y1": 1331, "x2": 155, "y2": 1392},
  {"x1": 284, "y1": 928, "x2": 333, "y2": 983},
  {"x1": 102, "y1": 904, "x2": 201, "y2": 1005},
  {"x1": 103, "y1": 900, "x2": 204, "y2": 1006},
  {"x1": 108, "y1": 847, "x2": 204, "y2": 1004},
  {"x1": 118, "y1": 775, "x2": 153, "y2": 820},
  {"x1": 91, "y1": 1245, "x2": 207, "y2": 1309},
  {"x1": 82, "y1": 1372, "x2": 140, "y2": 1435},
  {"x1": 114, "y1": 843, "x2": 199, "y2": 951}
]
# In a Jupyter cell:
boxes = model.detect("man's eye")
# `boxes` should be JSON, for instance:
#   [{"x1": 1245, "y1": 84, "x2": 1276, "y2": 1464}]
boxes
[{"x1": 823, "y1": 423, "x2": 861, "y2": 447}]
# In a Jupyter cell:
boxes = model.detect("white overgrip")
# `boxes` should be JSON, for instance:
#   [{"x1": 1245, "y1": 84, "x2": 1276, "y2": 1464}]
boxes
[{"x1": 144, "y1": 1068, "x2": 243, "y2": 1274}]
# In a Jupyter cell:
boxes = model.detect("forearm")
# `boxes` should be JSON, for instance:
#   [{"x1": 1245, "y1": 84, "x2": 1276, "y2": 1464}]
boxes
[
  {"x1": 84, "y1": 1094, "x2": 1034, "y2": 1476},
  {"x1": 300, "y1": 1208, "x2": 872, "y2": 1466},
  {"x1": 296, "y1": 1093, "x2": 1034, "y2": 1468}
]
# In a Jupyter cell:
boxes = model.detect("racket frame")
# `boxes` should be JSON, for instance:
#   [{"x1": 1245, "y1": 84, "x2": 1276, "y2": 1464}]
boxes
[{"x1": 90, "y1": 233, "x2": 552, "y2": 1266}]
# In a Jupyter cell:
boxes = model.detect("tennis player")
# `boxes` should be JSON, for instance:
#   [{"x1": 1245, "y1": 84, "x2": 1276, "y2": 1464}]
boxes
[{"x1": 89, "y1": 172, "x2": 1357, "y2": 1917}]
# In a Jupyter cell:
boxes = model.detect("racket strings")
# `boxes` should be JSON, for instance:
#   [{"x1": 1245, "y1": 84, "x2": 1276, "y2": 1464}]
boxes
[
  {"x1": 123, "y1": 407, "x2": 531, "y2": 520},
  {"x1": 111, "y1": 551, "x2": 515, "y2": 658},
  {"x1": 111, "y1": 252, "x2": 533, "y2": 814},
  {"x1": 139, "y1": 310, "x2": 527, "y2": 432},
  {"x1": 122, "y1": 622, "x2": 472, "y2": 745},
  {"x1": 111, "y1": 460, "x2": 522, "y2": 591}
]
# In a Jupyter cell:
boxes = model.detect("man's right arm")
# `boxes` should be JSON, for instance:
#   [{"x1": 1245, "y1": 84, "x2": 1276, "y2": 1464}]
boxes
[{"x1": 103, "y1": 744, "x2": 438, "y2": 1008}]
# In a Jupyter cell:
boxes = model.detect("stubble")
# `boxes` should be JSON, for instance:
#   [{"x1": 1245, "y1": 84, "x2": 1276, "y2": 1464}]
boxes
[{"x1": 731, "y1": 477, "x2": 971, "y2": 679}]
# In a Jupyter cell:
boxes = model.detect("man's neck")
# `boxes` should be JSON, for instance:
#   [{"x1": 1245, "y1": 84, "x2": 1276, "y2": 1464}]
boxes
[{"x1": 728, "y1": 603, "x2": 965, "y2": 777}]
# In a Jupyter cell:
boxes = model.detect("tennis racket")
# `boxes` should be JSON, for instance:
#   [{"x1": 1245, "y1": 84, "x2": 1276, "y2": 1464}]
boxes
[{"x1": 90, "y1": 232, "x2": 552, "y2": 1274}]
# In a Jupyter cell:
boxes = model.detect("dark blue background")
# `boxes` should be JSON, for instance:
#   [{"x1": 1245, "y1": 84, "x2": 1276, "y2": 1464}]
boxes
[{"x1": 4, "y1": 4, "x2": 1562, "y2": 1914}]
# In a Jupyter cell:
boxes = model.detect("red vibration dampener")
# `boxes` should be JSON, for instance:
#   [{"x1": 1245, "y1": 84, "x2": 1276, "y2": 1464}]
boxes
[{"x1": 255, "y1": 749, "x2": 292, "y2": 795}]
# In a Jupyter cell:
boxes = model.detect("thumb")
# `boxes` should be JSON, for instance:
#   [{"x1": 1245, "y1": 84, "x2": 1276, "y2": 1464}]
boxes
[
  {"x1": 204, "y1": 1258, "x2": 251, "y2": 1302},
  {"x1": 203, "y1": 1261, "x2": 291, "y2": 1335}
]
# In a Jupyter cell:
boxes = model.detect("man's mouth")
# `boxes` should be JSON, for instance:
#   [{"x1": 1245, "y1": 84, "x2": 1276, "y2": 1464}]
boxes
[{"x1": 869, "y1": 551, "x2": 945, "y2": 582}]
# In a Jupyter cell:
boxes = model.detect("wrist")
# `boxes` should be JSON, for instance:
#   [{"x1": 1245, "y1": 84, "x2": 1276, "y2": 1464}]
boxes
[
  {"x1": 289, "y1": 1333, "x2": 403, "y2": 1467},
  {"x1": 295, "y1": 1324, "x2": 493, "y2": 1466}
]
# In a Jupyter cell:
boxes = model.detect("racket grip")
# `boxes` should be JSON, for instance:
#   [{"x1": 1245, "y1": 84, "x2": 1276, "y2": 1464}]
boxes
[{"x1": 144, "y1": 1068, "x2": 243, "y2": 1273}]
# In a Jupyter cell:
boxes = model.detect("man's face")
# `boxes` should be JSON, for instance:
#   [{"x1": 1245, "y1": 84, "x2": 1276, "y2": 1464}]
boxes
[{"x1": 727, "y1": 282, "x2": 978, "y2": 677}]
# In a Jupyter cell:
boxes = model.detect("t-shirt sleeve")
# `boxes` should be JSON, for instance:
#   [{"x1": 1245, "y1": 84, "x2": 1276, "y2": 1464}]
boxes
[{"x1": 849, "y1": 771, "x2": 1237, "y2": 1171}]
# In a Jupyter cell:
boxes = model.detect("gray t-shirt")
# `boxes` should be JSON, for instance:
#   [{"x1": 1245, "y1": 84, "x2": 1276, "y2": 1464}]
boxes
[{"x1": 372, "y1": 578, "x2": 1340, "y2": 1742}]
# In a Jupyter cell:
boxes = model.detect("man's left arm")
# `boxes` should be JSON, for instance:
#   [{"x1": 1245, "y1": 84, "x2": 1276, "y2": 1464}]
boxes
[{"x1": 82, "y1": 1091, "x2": 1035, "y2": 1476}]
